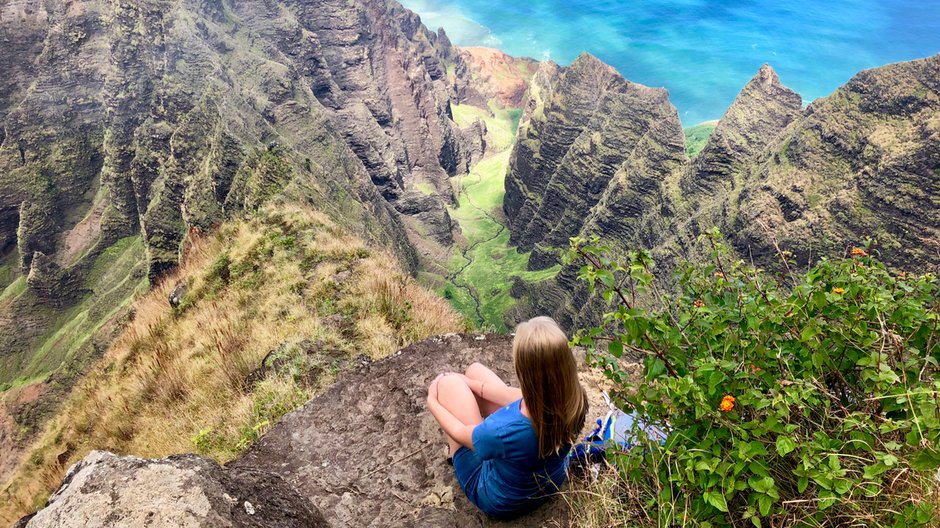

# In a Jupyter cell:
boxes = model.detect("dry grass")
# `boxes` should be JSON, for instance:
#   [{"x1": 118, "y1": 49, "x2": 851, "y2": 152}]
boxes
[
  {"x1": 561, "y1": 463, "x2": 653, "y2": 528},
  {"x1": 561, "y1": 458, "x2": 940, "y2": 528},
  {"x1": 0, "y1": 204, "x2": 466, "y2": 524}
]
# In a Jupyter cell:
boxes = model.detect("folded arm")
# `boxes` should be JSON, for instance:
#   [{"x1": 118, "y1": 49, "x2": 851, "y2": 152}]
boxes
[{"x1": 426, "y1": 394, "x2": 475, "y2": 449}]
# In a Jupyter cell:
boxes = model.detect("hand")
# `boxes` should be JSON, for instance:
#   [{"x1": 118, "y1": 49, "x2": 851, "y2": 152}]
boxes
[{"x1": 427, "y1": 373, "x2": 444, "y2": 401}]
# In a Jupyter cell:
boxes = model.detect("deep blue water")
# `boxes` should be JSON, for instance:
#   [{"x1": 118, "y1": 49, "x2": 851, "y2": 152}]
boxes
[{"x1": 401, "y1": 0, "x2": 940, "y2": 125}]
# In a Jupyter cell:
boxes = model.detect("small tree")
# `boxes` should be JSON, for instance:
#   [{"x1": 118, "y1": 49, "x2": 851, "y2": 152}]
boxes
[{"x1": 568, "y1": 230, "x2": 940, "y2": 527}]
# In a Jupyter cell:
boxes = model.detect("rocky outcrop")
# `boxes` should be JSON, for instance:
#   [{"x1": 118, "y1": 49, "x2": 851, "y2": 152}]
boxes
[
  {"x1": 458, "y1": 47, "x2": 538, "y2": 108},
  {"x1": 729, "y1": 54, "x2": 940, "y2": 271},
  {"x1": 234, "y1": 333, "x2": 607, "y2": 527},
  {"x1": 25, "y1": 253, "x2": 86, "y2": 307},
  {"x1": 285, "y1": 0, "x2": 475, "y2": 203},
  {"x1": 503, "y1": 54, "x2": 685, "y2": 267},
  {"x1": 665, "y1": 64, "x2": 805, "y2": 266},
  {"x1": 18, "y1": 451, "x2": 327, "y2": 528}
]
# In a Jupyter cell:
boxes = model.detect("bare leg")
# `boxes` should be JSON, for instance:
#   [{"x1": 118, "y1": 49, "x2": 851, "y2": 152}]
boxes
[
  {"x1": 465, "y1": 362, "x2": 509, "y2": 417},
  {"x1": 436, "y1": 374, "x2": 484, "y2": 456}
]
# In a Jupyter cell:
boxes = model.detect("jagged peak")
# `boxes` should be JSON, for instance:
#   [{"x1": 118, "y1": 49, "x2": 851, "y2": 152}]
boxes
[
  {"x1": 738, "y1": 63, "x2": 800, "y2": 102},
  {"x1": 755, "y1": 63, "x2": 779, "y2": 83},
  {"x1": 570, "y1": 52, "x2": 620, "y2": 77}
]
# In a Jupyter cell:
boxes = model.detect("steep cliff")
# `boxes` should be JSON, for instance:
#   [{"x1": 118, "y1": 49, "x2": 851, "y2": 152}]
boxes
[
  {"x1": 506, "y1": 55, "x2": 940, "y2": 329},
  {"x1": 0, "y1": 0, "x2": 485, "y2": 406},
  {"x1": 729, "y1": 54, "x2": 940, "y2": 270},
  {"x1": 503, "y1": 53, "x2": 685, "y2": 271},
  {"x1": 680, "y1": 65, "x2": 803, "y2": 200}
]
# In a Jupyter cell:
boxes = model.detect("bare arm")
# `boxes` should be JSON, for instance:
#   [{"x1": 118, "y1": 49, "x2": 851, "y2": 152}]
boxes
[{"x1": 426, "y1": 396, "x2": 475, "y2": 449}]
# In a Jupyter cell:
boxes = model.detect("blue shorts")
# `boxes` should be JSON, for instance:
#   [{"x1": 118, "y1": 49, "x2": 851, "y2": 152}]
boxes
[{"x1": 452, "y1": 446, "x2": 547, "y2": 519}]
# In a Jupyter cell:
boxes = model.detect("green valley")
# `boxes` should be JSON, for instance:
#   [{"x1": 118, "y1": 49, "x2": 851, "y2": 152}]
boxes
[{"x1": 426, "y1": 105, "x2": 559, "y2": 331}]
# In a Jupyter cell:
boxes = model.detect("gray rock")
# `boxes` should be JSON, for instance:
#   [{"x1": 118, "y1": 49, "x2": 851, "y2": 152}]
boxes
[
  {"x1": 233, "y1": 333, "x2": 591, "y2": 527},
  {"x1": 168, "y1": 280, "x2": 189, "y2": 308},
  {"x1": 20, "y1": 451, "x2": 328, "y2": 528}
]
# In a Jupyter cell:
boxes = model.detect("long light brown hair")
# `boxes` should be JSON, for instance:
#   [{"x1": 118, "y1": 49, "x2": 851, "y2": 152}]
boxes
[{"x1": 513, "y1": 316, "x2": 588, "y2": 458}]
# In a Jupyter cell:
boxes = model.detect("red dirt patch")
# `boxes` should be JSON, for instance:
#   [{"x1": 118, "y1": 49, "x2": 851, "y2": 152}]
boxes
[{"x1": 459, "y1": 47, "x2": 538, "y2": 108}]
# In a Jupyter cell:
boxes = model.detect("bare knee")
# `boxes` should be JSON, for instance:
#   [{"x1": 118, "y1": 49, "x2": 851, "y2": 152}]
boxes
[
  {"x1": 465, "y1": 362, "x2": 488, "y2": 378},
  {"x1": 437, "y1": 373, "x2": 466, "y2": 394}
]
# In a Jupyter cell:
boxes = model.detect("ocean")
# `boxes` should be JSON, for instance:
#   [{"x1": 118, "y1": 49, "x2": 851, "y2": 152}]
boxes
[{"x1": 400, "y1": 0, "x2": 940, "y2": 125}]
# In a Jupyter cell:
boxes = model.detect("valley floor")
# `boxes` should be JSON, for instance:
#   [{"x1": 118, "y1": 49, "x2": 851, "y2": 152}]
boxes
[{"x1": 420, "y1": 104, "x2": 558, "y2": 331}]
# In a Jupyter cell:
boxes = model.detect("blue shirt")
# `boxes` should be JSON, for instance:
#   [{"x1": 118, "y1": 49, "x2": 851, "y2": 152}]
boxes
[{"x1": 452, "y1": 399, "x2": 570, "y2": 518}]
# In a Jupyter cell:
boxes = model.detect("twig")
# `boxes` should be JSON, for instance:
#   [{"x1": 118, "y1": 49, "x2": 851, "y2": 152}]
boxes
[{"x1": 363, "y1": 443, "x2": 432, "y2": 479}]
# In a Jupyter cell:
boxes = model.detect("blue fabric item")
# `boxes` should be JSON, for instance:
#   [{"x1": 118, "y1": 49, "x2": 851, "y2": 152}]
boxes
[
  {"x1": 452, "y1": 399, "x2": 569, "y2": 519},
  {"x1": 569, "y1": 392, "x2": 669, "y2": 467}
]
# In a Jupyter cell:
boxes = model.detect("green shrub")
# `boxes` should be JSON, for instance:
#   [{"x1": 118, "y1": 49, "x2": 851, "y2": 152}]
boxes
[{"x1": 569, "y1": 230, "x2": 939, "y2": 527}]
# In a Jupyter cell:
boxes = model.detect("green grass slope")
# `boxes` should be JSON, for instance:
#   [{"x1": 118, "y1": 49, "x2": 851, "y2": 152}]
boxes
[{"x1": 684, "y1": 121, "x2": 718, "y2": 158}]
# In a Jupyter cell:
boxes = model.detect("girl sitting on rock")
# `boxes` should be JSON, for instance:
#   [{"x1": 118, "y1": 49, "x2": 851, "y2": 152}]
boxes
[{"x1": 426, "y1": 316, "x2": 588, "y2": 519}]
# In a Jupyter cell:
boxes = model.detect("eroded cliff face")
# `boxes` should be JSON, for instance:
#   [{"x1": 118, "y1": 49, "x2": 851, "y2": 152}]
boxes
[
  {"x1": 503, "y1": 54, "x2": 686, "y2": 270},
  {"x1": 0, "y1": 0, "x2": 482, "y2": 393},
  {"x1": 729, "y1": 55, "x2": 940, "y2": 271},
  {"x1": 502, "y1": 53, "x2": 687, "y2": 327},
  {"x1": 680, "y1": 65, "x2": 803, "y2": 200},
  {"x1": 506, "y1": 55, "x2": 940, "y2": 329}
]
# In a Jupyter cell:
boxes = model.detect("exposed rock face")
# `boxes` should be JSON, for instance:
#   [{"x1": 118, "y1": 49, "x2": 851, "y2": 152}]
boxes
[
  {"x1": 18, "y1": 451, "x2": 327, "y2": 528},
  {"x1": 25, "y1": 252, "x2": 86, "y2": 307},
  {"x1": 503, "y1": 54, "x2": 685, "y2": 268},
  {"x1": 0, "y1": 0, "x2": 485, "y2": 289},
  {"x1": 506, "y1": 55, "x2": 940, "y2": 330},
  {"x1": 667, "y1": 63, "x2": 805, "y2": 265},
  {"x1": 681, "y1": 64, "x2": 803, "y2": 199},
  {"x1": 458, "y1": 47, "x2": 538, "y2": 108},
  {"x1": 234, "y1": 333, "x2": 606, "y2": 527},
  {"x1": 729, "y1": 54, "x2": 940, "y2": 270},
  {"x1": 290, "y1": 0, "x2": 474, "y2": 203},
  {"x1": 0, "y1": 0, "x2": 484, "y2": 407}
]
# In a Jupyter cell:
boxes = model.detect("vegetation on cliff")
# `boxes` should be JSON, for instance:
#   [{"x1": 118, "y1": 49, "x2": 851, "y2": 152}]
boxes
[
  {"x1": 568, "y1": 233, "x2": 939, "y2": 526},
  {"x1": 504, "y1": 54, "x2": 940, "y2": 331},
  {"x1": 0, "y1": 205, "x2": 465, "y2": 524},
  {"x1": 420, "y1": 99, "x2": 558, "y2": 330}
]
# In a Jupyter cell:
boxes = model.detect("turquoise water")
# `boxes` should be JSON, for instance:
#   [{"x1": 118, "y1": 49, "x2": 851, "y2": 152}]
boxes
[{"x1": 402, "y1": 0, "x2": 940, "y2": 124}]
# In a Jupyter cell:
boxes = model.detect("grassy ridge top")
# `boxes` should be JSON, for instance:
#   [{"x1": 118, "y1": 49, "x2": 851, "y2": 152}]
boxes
[{"x1": 0, "y1": 204, "x2": 464, "y2": 524}]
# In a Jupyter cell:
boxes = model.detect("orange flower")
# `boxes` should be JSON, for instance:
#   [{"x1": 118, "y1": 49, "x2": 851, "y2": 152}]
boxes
[
  {"x1": 832, "y1": 287, "x2": 845, "y2": 295},
  {"x1": 750, "y1": 364, "x2": 762, "y2": 373},
  {"x1": 693, "y1": 299, "x2": 705, "y2": 308},
  {"x1": 714, "y1": 272, "x2": 725, "y2": 279},
  {"x1": 719, "y1": 395, "x2": 735, "y2": 413},
  {"x1": 850, "y1": 247, "x2": 867, "y2": 257}
]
